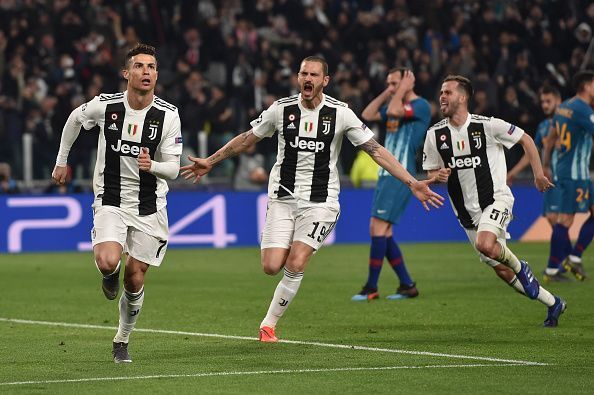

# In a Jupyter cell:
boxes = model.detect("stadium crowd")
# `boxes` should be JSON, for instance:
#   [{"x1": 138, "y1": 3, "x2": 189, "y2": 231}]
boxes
[{"x1": 0, "y1": 0, "x2": 592, "y2": 190}]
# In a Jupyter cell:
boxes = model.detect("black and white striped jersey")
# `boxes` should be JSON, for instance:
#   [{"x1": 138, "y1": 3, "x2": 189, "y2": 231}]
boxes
[
  {"x1": 251, "y1": 93, "x2": 374, "y2": 204},
  {"x1": 423, "y1": 114, "x2": 524, "y2": 228},
  {"x1": 75, "y1": 91, "x2": 182, "y2": 215}
]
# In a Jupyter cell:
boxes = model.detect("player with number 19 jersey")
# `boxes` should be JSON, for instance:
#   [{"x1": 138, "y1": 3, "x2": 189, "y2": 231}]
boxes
[{"x1": 250, "y1": 93, "x2": 374, "y2": 207}]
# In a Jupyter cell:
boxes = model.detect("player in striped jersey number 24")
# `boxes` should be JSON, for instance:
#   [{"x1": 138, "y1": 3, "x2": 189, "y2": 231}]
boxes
[{"x1": 181, "y1": 56, "x2": 444, "y2": 342}]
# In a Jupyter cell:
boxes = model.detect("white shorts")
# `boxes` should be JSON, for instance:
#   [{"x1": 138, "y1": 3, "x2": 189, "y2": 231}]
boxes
[
  {"x1": 261, "y1": 198, "x2": 340, "y2": 251},
  {"x1": 463, "y1": 200, "x2": 513, "y2": 268},
  {"x1": 91, "y1": 205, "x2": 169, "y2": 266}
]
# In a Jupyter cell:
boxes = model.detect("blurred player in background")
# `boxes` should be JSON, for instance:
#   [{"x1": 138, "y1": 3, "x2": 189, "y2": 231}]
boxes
[
  {"x1": 52, "y1": 44, "x2": 183, "y2": 363},
  {"x1": 351, "y1": 68, "x2": 431, "y2": 301},
  {"x1": 424, "y1": 75, "x2": 566, "y2": 327},
  {"x1": 181, "y1": 56, "x2": 443, "y2": 342},
  {"x1": 546, "y1": 70, "x2": 594, "y2": 282},
  {"x1": 506, "y1": 85, "x2": 568, "y2": 282}
]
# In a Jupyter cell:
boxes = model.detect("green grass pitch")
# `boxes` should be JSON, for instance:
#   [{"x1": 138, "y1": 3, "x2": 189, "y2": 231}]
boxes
[{"x1": 1, "y1": 242, "x2": 593, "y2": 393}]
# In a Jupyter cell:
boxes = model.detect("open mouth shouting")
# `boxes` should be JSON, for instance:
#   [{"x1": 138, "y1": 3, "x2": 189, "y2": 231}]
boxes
[
  {"x1": 303, "y1": 82, "x2": 314, "y2": 96},
  {"x1": 141, "y1": 77, "x2": 152, "y2": 87}
]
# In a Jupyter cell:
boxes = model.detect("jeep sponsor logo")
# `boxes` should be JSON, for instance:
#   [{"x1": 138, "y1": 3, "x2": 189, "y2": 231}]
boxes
[
  {"x1": 289, "y1": 136, "x2": 325, "y2": 153},
  {"x1": 110, "y1": 140, "x2": 143, "y2": 157},
  {"x1": 448, "y1": 155, "x2": 482, "y2": 169}
]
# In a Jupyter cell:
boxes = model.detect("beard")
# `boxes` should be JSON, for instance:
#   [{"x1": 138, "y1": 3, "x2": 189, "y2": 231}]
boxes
[
  {"x1": 302, "y1": 83, "x2": 322, "y2": 99},
  {"x1": 442, "y1": 101, "x2": 459, "y2": 117}
]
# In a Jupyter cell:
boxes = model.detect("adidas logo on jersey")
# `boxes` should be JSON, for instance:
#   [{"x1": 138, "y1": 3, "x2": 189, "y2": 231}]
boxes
[
  {"x1": 108, "y1": 123, "x2": 118, "y2": 131},
  {"x1": 448, "y1": 155, "x2": 482, "y2": 169},
  {"x1": 287, "y1": 122, "x2": 296, "y2": 129},
  {"x1": 440, "y1": 142, "x2": 449, "y2": 150}
]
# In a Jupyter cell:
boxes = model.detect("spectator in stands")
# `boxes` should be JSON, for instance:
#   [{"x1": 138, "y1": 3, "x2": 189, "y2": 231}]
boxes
[
  {"x1": 233, "y1": 143, "x2": 267, "y2": 191},
  {"x1": 0, "y1": 162, "x2": 19, "y2": 194},
  {"x1": 0, "y1": 0, "x2": 590, "y2": 188},
  {"x1": 349, "y1": 150, "x2": 378, "y2": 189}
]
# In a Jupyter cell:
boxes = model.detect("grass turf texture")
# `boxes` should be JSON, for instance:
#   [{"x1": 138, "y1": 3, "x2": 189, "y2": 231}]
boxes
[{"x1": 1, "y1": 242, "x2": 593, "y2": 394}]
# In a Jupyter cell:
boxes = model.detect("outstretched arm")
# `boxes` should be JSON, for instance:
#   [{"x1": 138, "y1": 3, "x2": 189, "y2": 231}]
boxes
[
  {"x1": 180, "y1": 130, "x2": 262, "y2": 183},
  {"x1": 517, "y1": 133, "x2": 554, "y2": 192},
  {"x1": 359, "y1": 138, "x2": 444, "y2": 210}
]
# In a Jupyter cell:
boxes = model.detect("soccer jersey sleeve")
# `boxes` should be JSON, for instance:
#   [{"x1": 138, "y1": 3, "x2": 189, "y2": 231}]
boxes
[
  {"x1": 250, "y1": 101, "x2": 279, "y2": 138},
  {"x1": 158, "y1": 110, "x2": 183, "y2": 156},
  {"x1": 576, "y1": 106, "x2": 594, "y2": 135},
  {"x1": 378, "y1": 105, "x2": 388, "y2": 123},
  {"x1": 534, "y1": 120, "x2": 549, "y2": 150},
  {"x1": 489, "y1": 117, "x2": 524, "y2": 148},
  {"x1": 55, "y1": 96, "x2": 102, "y2": 166},
  {"x1": 78, "y1": 96, "x2": 102, "y2": 129},
  {"x1": 410, "y1": 99, "x2": 432, "y2": 142},
  {"x1": 410, "y1": 99, "x2": 431, "y2": 122},
  {"x1": 422, "y1": 128, "x2": 442, "y2": 170},
  {"x1": 342, "y1": 108, "x2": 375, "y2": 146}
]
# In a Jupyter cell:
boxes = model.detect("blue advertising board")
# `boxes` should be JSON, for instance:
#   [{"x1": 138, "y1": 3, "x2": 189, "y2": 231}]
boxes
[{"x1": 0, "y1": 186, "x2": 544, "y2": 253}]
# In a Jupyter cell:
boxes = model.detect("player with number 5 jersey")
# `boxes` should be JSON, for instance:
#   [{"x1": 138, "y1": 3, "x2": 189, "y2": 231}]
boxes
[
  {"x1": 424, "y1": 75, "x2": 565, "y2": 327},
  {"x1": 181, "y1": 56, "x2": 444, "y2": 342},
  {"x1": 546, "y1": 70, "x2": 594, "y2": 281}
]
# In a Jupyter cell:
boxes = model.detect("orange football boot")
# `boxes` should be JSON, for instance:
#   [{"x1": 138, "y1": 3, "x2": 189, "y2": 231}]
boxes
[{"x1": 259, "y1": 326, "x2": 278, "y2": 343}]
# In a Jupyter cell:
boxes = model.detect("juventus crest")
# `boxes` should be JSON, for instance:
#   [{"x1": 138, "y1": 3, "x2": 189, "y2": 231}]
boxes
[
  {"x1": 471, "y1": 130, "x2": 482, "y2": 149},
  {"x1": 322, "y1": 120, "x2": 331, "y2": 135},
  {"x1": 148, "y1": 120, "x2": 160, "y2": 140}
]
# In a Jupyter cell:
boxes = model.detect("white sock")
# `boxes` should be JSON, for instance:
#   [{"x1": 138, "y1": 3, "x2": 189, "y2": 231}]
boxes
[
  {"x1": 113, "y1": 287, "x2": 144, "y2": 343},
  {"x1": 260, "y1": 268, "x2": 303, "y2": 328},
  {"x1": 508, "y1": 276, "x2": 525, "y2": 295},
  {"x1": 509, "y1": 276, "x2": 555, "y2": 307},
  {"x1": 536, "y1": 286, "x2": 556, "y2": 307},
  {"x1": 497, "y1": 242, "x2": 521, "y2": 273},
  {"x1": 569, "y1": 254, "x2": 582, "y2": 263}
]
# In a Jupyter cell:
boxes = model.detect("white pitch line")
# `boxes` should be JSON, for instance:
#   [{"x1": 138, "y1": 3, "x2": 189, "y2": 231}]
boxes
[
  {"x1": 0, "y1": 364, "x2": 530, "y2": 387},
  {"x1": 0, "y1": 317, "x2": 548, "y2": 366}
]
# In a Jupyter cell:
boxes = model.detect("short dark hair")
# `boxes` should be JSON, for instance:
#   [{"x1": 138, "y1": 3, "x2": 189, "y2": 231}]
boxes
[
  {"x1": 443, "y1": 75, "x2": 474, "y2": 100},
  {"x1": 539, "y1": 84, "x2": 561, "y2": 97},
  {"x1": 388, "y1": 67, "x2": 410, "y2": 77},
  {"x1": 302, "y1": 56, "x2": 329, "y2": 76},
  {"x1": 572, "y1": 70, "x2": 594, "y2": 93},
  {"x1": 125, "y1": 43, "x2": 157, "y2": 69}
]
